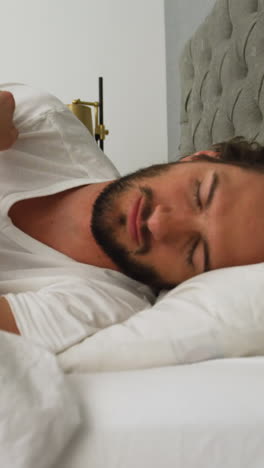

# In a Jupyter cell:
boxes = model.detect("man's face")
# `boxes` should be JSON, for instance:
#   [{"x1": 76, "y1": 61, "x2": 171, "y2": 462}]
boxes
[{"x1": 91, "y1": 159, "x2": 264, "y2": 288}]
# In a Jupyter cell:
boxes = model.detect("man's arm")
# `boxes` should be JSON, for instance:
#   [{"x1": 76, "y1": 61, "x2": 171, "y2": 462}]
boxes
[
  {"x1": 0, "y1": 297, "x2": 20, "y2": 334},
  {"x1": 0, "y1": 91, "x2": 19, "y2": 150}
]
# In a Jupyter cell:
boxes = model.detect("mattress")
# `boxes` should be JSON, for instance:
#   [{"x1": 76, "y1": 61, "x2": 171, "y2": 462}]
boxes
[{"x1": 56, "y1": 357, "x2": 264, "y2": 468}]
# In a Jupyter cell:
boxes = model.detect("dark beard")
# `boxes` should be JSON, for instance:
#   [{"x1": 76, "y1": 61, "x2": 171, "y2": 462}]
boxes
[{"x1": 91, "y1": 177, "x2": 164, "y2": 288}]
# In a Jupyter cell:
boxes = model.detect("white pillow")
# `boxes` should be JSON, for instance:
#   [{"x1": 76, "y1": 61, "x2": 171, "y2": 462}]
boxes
[
  {"x1": 58, "y1": 263, "x2": 264, "y2": 372},
  {"x1": 0, "y1": 331, "x2": 80, "y2": 468}
]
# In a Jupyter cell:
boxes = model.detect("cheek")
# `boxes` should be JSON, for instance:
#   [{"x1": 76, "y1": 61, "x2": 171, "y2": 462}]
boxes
[
  {"x1": 134, "y1": 245, "x2": 192, "y2": 283},
  {"x1": 208, "y1": 198, "x2": 264, "y2": 269}
]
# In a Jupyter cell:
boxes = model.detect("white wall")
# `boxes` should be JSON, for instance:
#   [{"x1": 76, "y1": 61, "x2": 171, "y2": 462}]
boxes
[
  {"x1": 1, "y1": 0, "x2": 167, "y2": 175},
  {"x1": 164, "y1": 0, "x2": 216, "y2": 161}
]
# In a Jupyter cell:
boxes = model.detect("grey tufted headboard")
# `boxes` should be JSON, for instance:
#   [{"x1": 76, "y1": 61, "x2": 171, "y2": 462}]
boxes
[{"x1": 179, "y1": 0, "x2": 264, "y2": 157}]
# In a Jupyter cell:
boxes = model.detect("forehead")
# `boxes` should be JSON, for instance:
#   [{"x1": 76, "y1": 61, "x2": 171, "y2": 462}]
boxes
[{"x1": 147, "y1": 159, "x2": 217, "y2": 183}]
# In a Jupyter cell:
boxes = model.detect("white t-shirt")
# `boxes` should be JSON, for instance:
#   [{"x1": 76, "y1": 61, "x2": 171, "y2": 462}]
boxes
[{"x1": 0, "y1": 83, "x2": 154, "y2": 353}]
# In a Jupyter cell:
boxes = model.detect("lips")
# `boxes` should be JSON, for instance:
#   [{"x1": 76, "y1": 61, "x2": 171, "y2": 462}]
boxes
[{"x1": 128, "y1": 196, "x2": 142, "y2": 245}]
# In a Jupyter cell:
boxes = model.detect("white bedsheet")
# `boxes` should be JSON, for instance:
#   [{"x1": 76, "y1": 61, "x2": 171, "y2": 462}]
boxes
[
  {"x1": 57, "y1": 357, "x2": 264, "y2": 468},
  {"x1": 0, "y1": 331, "x2": 80, "y2": 468}
]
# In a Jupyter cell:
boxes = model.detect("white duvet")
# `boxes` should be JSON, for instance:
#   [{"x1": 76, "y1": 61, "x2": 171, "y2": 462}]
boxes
[
  {"x1": 57, "y1": 358, "x2": 264, "y2": 468},
  {"x1": 0, "y1": 331, "x2": 80, "y2": 468}
]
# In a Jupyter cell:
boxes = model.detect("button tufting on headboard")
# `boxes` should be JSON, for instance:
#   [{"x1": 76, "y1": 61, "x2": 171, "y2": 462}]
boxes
[{"x1": 179, "y1": 0, "x2": 264, "y2": 156}]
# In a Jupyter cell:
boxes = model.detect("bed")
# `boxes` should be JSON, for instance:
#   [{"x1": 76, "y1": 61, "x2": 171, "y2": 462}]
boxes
[
  {"x1": 3, "y1": 1, "x2": 264, "y2": 467},
  {"x1": 179, "y1": 0, "x2": 264, "y2": 156},
  {"x1": 3, "y1": 330, "x2": 264, "y2": 468},
  {"x1": 57, "y1": 358, "x2": 264, "y2": 468}
]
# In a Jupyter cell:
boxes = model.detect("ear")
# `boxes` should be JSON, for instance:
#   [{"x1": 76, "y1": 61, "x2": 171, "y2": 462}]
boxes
[{"x1": 182, "y1": 150, "x2": 219, "y2": 161}]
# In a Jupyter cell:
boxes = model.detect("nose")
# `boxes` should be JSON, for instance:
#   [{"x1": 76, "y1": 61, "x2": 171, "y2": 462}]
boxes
[{"x1": 146, "y1": 203, "x2": 197, "y2": 242}]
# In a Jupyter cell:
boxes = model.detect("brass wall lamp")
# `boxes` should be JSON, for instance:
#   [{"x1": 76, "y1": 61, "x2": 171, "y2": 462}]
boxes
[{"x1": 67, "y1": 77, "x2": 109, "y2": 151}]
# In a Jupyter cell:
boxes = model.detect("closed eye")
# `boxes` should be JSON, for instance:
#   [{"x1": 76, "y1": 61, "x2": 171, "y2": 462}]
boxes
[
  {"x1": 186, "y1": 236, "x2": 200, "y2": 266},
  {"x1": 187, "y1": 173, "x2": 218, "y2": 270}
]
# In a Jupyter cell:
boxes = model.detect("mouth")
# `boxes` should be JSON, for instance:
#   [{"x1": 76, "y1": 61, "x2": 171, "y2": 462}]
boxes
[{"x1": 128, "y1": 196, "x2": 143, "y2": 245}]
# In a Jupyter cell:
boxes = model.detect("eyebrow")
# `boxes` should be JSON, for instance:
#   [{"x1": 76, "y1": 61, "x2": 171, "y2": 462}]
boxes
[
  {"x1": 205, "y1": 172, "x2": 219, "y2": 209},
  {"x1": 203, "y1": 172, "x2": 219, "y2": 271}
]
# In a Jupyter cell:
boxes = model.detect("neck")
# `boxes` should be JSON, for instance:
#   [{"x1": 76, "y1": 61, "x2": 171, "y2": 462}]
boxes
[
  {"x1": 72, "y1": 181, "x2": 120, "y2": 270},
  {"x1": 45, "y1": 180, "x2": 121, "y2": 271}
]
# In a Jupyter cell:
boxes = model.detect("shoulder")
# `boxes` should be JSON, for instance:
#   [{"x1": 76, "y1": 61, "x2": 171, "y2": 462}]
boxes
[{"x1": 0, "y1": 82, "x2": 67, "y2": 127}]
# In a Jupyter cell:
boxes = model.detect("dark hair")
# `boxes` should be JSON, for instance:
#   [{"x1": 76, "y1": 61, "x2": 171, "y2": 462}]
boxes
[{"x1": 186, "y1": 137, "x2": 264, "y2": 172}]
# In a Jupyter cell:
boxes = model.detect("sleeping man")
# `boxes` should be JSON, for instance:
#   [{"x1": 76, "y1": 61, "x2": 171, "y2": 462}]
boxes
[{"x1": 0, "y1": 83, "x2": 264, "y2": 352}]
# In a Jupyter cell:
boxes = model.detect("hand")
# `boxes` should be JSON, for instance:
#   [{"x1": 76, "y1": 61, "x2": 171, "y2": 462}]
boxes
[{"x1": 0, "y1": 91, "x2": 19, "y2": 150}]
